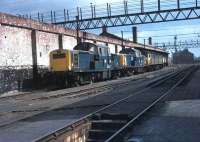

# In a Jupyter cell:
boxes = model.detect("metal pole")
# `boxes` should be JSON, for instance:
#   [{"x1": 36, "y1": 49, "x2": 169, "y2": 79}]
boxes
[
  {"x1": 126, "y1": 1, "x2": 128, "y2": 14},
  {"x1": 109, "y1": 4, "x2": 111, "y2": 16},
  {"x1": 91, "y1": 3, "x2": 94, "y2": 18},
  {"x1": 51, "y1": 11, "x2": 53, "y2": 23},
  {"x1": 37, "y1": 12, "x2": 40, "y2": 22},
  {"x1": 76, "y1": 7, "x2": 81, "y2": 43},
  {"x1": 94, "y1": 5, "x2": 96, "y2": 18},
  {"x1": 144, "y1": 39, "x2": 146, "y2": 48},
  {"x1": 158, "y1": 0, "x2": 160, "y2": 11},
  {"x1": 77, "y1": 7, "x2": 80, "y2": 18},
  {"x1": 76, "y1": 16, "x2": 80, "y2": 44},
  {"x1": 174, "y1": 35, "x2": 177, "y2": 52},
  {"x1": 177, "y1": 0, "x2": 180, "y2": 9},
  {"x1": 196, "y1": 0, "x2": 198, "y2": 7},
  {"x1": 124, "y1": 0, "x2": 127, "y2": 15},
  {"x1": 80, "y1": 8, "x2": 83, "y2": 20},
  {"x1": 64, "y1": 9, "x2": 67, "y2": 22},
  {"x1": 121, "y1": 31, "x2": 124, "y2": 48},
  {"x1": 141, "y1": 0, "x2": 144, "y2": 13},
  {"x1": 107, "y1": 3, "x2": 109, "y2": 16},
  {"x1": 54, "y1": 11, "x2": 56, "y2": 23},
  {"x1": 67, "y1": 10, "x2": 69, "y2": 21}
]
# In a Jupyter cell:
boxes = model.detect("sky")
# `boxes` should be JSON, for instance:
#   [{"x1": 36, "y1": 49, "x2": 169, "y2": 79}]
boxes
[{"x1": 0, "y1": 0, "x2": 200, "y2": 57}]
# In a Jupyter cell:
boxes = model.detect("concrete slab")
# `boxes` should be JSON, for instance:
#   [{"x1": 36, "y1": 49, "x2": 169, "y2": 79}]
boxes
[
  {"x1": 127, "y1": 100, "x2": 200, "y2": 142},
  {"x1": 0, "y1": 107, "x2": 98, "y2": 142}
]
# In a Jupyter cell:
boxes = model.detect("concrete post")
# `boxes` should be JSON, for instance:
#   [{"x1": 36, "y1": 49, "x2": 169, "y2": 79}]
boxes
[
  {"x1": 58, "y1": 34, "x2": 63, "y2": 49},
  {"x1": 132, "y1": 27, "x2": 137, "y2": 43},
  {"x1": 31, "y1": 30, "x2": 38, "y2": 85}
]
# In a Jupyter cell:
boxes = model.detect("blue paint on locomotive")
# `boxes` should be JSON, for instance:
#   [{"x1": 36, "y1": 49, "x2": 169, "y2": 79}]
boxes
[
  {"x1": 126, "y1": 54, "x2": 136, "y2": 66},
  {"x1": 133, "y1": 49, "x2": 145, "y2": 67},
  {"x1": 73, "y1": 50, "x2": 93, "y2": 71},
  {"x1": 94, "y1": 44, "x2": 111, "y2": 70},
  {"x1": 73, "y1": 42, "x2": 111, "y2": 72},
  {"x1": 111, "y1": 54, "x2": 120, "y2": 69}
]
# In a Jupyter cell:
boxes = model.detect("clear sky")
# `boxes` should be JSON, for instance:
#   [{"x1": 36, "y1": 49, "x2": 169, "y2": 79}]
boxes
[{"x1": 0, "y1": 0, "x2": 200, "y2": 57}]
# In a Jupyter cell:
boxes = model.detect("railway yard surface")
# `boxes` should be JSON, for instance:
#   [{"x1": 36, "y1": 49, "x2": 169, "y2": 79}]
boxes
[{"x1": 0, "y1": 65, "x2": 199, "y2": 142}]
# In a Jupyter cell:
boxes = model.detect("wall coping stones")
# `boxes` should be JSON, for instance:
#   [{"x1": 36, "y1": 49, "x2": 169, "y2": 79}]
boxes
[{"x1": 0, "y1": 12, "x2": 167, "y2": 54}]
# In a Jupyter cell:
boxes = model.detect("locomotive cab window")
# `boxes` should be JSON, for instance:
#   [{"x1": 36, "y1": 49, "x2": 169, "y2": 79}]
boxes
[{"x1": 73, "y1": 53, "x2": 79, "y2": 67}]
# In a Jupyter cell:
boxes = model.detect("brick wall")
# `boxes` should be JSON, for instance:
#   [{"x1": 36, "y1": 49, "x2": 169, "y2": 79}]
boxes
[{"x1": 0, "y1": 12, "x2": 167, "y2": 93}]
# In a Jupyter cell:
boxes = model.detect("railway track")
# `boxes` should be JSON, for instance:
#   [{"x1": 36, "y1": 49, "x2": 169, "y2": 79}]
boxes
[
  {"x1": 33, "y1": 65, "x2": 196, "y2": 142},
  {"x1": 0, "y1": 67, "x2": 175, "y2": 102},
  {"x1": 0, "y1": 68, "x2": 177, "y2": 129},
  {"x1": 105, "y1": 66, "x2": 197, "y2": 142}
]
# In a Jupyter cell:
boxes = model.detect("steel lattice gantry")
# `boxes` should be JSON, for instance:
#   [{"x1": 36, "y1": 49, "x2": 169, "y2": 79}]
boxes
[
  {"x1": 54, "y1": 6, "x2": 200, "y2": 30},
  {"x1": 155, "y1": 40, "x2": 200, "y2": 50}
]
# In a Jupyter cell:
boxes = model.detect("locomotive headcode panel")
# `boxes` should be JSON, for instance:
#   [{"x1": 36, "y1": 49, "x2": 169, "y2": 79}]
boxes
[{"x1": 50, "y1": 49, "x2": 72, "y2": 72}]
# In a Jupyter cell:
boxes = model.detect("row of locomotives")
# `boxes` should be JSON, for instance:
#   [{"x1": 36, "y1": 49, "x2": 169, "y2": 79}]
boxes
[
  {"x1": 142, "y1": 50, "x2": 168, "y2": 71},
  {"x1": 48, "y1": 42, "x2": 112, "y2": 88},
  {"x1": 110, "y1": 48, "x2": 145, "y2": 78},
  {"x1": 46, "y1": 42, "x2": 168, "y2": 88}
]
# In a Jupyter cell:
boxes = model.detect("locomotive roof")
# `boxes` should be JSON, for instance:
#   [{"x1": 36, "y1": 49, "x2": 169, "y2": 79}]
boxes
[
  {"x1": 119, "y1": 48, "x2": 136, "y2": 54},
  {"x1": 74, "y1": 42, "x2": 109, "y2": 51},
  {"x1": 74, "y1": 42, "x2": 97, "y2": 51}
]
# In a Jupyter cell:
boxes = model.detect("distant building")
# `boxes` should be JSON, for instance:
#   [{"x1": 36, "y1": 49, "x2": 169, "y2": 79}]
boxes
[
  {"x1": 194, "y1": 57, "x2": 200, "y2": 63},
  {"x1": 173, "y1": 49, "x2": 194, "y2": 64}
]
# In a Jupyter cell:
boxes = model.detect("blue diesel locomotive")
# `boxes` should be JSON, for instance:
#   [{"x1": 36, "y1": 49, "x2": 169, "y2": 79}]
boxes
[{"x1": 49, "y1": 42, "x2": 167, "y2": 87}]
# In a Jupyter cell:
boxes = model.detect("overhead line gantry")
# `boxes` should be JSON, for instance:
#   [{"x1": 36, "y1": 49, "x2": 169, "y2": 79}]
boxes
[{"x1": 24, "y1": 0, "x2": 200, "y2": 30}]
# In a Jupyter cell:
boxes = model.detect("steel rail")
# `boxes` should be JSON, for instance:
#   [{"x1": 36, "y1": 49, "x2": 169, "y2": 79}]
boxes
[
  {"x1": 0, "y1": 77, "x2": 132, "y2": 101},
  {"x1": 105, "y1": 66, "x2": 195, "y2": 142},
  {"x1": 0, "y1": 69, "x2": 173, "y2": 130},
  {"x1": 0, "y1": 68, "x2": 171, "y2": 101},
  {"x1": 34, "y1": 67, "x2": 186, "y2": 142}
]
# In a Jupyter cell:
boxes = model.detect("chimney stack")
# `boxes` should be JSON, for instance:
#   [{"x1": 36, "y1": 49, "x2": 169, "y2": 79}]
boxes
[
  {"x1": 58, "y1": 34, "x2": 63, "y2": 49},
  {"x1": 132, "y1": 26, "x2": 137, "y2": 43},
  {"x1": 148, "y1": 37, "x2": 152, "y2": 45},
  {"x1": 102, "y1": 26, "x2": 107, "y2": 33}
]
